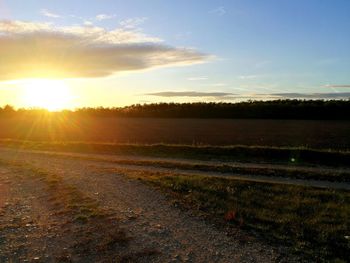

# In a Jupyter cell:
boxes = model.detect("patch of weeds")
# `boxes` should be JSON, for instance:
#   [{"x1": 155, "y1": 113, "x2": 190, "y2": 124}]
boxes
[{"x1": 130, "y1": 170, "x2": 350, "y2": 262}]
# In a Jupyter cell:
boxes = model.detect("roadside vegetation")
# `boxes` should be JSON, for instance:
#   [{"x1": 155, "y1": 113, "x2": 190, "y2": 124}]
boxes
[
  {"x1": 60, "y1": 156, "x2": 350, "y2": 183},
  {"x1": 125, "y1": 169, "x2": 350, "y2": 262},
  {"x1": 4, "y1": 146, "x2": 349, "y2": 183},
  {"x1": 1, "y1": 140, "x2": 350, "y2": 167}
]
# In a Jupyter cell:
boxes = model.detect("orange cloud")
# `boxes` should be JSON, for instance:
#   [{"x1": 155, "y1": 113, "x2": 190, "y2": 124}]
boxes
[{"x1": 0, "y1": 20, "x2": 209, "y2": 81}]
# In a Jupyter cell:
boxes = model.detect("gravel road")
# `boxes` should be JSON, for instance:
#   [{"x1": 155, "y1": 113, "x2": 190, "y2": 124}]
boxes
[{"x1": 0, "y1": 148, "x2": 300, "y2": 262}]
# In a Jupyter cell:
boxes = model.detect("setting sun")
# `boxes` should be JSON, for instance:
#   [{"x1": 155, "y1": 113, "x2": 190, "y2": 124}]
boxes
[
  {"x1": 0, "y1": 1, "x2": 349, "y2": 262},
  {"x1": 21, "y1": 79, "x2": 73, "y2": 111}
]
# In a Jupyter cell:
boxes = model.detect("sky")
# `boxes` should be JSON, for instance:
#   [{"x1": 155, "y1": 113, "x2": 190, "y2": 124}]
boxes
[{"x1": 0, "y1": 0, "x2": 349, "y2": 109}]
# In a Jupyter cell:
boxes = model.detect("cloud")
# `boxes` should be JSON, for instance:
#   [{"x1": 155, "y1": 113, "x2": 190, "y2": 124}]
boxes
[
  {"x1": 209, "y1": 7, "x2": 226, "y2": 16},
  {"x1": 0, "y1": 20, "x2": 209, "y2": 81},
  {"x1": 272, "y1": 92, "x2": 350, "y2": 99},
  {"x1": 187, "y1": 76, "x2": 208, "y2": 81},
  {"x1": 120, "y1": 17, "x2": 148, "y2": 29},
  {"x1": 146, "y1": 91, "x2": 234, "y2": 97},
  {"x1": 231, "y1": 92, "x2": 350, "y2": 100},
  {"x1": 324, "y1": 84, "x2": 350, "y2": 88},
  {"x1": 83, "y1": 20, "x2": 93, "y2": 26},
  {"x1": 95, "y1": 14, "x2": 116, "y2": 21},
  {"x1": 210, "y1": 83, "x2": 227, "y2": 87},
  {"x1": 255, "y1": 60, "x2": 271, "y2": 68},
  {"x1": 146, "y1": 91, "x2": 350, "y2": 100},
  {"x1": 238, "y1": 75, "x2": 258, "y2": 80},
  {"x1": 40, "y1": 9, "x2": 61, "y2": 18},
  {"x1": 175, "y1": 31, "x2": 192, "y2": 40}
]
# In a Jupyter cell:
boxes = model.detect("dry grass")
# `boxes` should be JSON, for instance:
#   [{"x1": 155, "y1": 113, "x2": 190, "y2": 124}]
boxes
[
  {"x1": 125, "y1": 169, "x2": 350, "y2": 262},
  {"x1": 1, "y1": 139, "x2": 350, "y2": 167},
  {"x1": 84, "y1": 158, "x2": 350, "y2": 182}
]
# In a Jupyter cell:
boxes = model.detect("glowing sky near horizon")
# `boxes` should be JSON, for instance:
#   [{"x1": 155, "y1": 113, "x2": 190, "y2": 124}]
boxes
[{"x1": 0, "y1": 0, "x2": 349, "y2": 109}]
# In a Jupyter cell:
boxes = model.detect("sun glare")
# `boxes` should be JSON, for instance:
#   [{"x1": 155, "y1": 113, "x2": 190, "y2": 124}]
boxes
[{"x1": 21, "y1": 79, "x2": 73, "y2": 111}]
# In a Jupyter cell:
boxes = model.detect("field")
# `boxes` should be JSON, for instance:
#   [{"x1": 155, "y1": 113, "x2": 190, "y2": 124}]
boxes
[
  {"x1": 0, "y1": 117, "x2": 349, "y2": 149},
  {"x1": 0, "y1": 117, "x2": 349, "y2": 262}
]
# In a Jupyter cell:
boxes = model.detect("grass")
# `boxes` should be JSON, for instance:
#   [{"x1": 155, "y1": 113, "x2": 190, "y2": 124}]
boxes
[
  {"x1": 94, "y1": 158, "x2": 350, "y2": 183},
  {"x1": 36, "y1": 153, "x2": 350, "y2": 183},
  {"x1": 126, "y1": 169, "x2": 350, "y2": 262},
  {"x1": 1, "y1": 139, "x2": 350, "y2": 167}
]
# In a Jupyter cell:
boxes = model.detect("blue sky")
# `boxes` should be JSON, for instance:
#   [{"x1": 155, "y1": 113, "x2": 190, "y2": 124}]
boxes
[{"x1": 0, "y1": 0, "x2": 349, "y2": 108}]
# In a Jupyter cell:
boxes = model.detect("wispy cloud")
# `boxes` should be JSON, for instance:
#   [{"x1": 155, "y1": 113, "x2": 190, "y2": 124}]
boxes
[
  {"x1": 271, "y1": 92, "x2": 350, "y2": 99},
  {"x1": 83, "y1": 20, "x2": 93, "y2": 26},
  {"x1": 120, "y1": 17, "x2": 148, "y2": 29},
  {"x1": 69, "y1": 14, "x2": 84, "y2": 20},
  {"x1": 40, "y1": 9, "x2": 61, "y2": 18},
  {"x1": 209, "y1": 83, "x2": 227, "y2": 87},
  {"x1": 238, "y1": 75, "x2": 258, "y2": 80},
  {"x1": 187, "y1": 76, "x2": 208, "y2": 81},
  {"x1": 146, "y1": 91, "x2": 350, "y2": 100},
  {"x1": 209, "y1": 6, "x2": 226, "y2": 16},
  {"x1": 95, "y1": 14, "x2": 116, "y2": 21},
  {"x1": 146, "y1": 91, "x2": 234, "y2": 97},
  {"x1": 324, "y1": 84, "x2": 350, "y2": 88},
  {"x1": 0, "y1": 20, "x2": 210, "y2": 81},
  {"x1": 232, "y1": 92, "x2": 350, "y2": 100},
  {"x1": 175, "y1": 31, "x2": 192, "y2": 40},
  {"x1": 255, "y1": 60, "x2": 271, "y2": 68}
]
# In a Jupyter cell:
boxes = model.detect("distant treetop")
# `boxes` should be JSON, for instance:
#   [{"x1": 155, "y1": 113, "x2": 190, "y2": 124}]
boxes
[{"x1": 1, "y1": 100, "x2": 350, "y2": 120}]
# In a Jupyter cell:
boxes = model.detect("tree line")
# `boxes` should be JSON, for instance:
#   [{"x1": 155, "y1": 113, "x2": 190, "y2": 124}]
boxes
[{"x1": 1, "y1": 100, "x2": 350, "y2": 119}]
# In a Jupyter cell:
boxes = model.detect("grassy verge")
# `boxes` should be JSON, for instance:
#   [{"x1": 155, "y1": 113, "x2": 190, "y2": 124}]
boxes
[
  {"x1": 38, "y1": 153, "x2": 350, "y2": 183},
  {"x1": 2, "y1": 142, "x2": 348, "y2": 183},
  {"x1": 1, "y1": 139, "x2": 350, "y2": 167},
  {"x1": 95, "y1": 158, "x2": 350, "y2": 183},
  {"x1": 126, "y1": 169, "x2": 350, "y2": 262}
]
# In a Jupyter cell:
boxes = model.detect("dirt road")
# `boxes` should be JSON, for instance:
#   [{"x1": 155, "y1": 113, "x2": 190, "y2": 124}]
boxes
[
  {"x1": 0, "y1": 148, "x2": 299, "y2": 262},
  {"x1": 1, "y1": 147, "x2": 349, "y2": 190}
]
